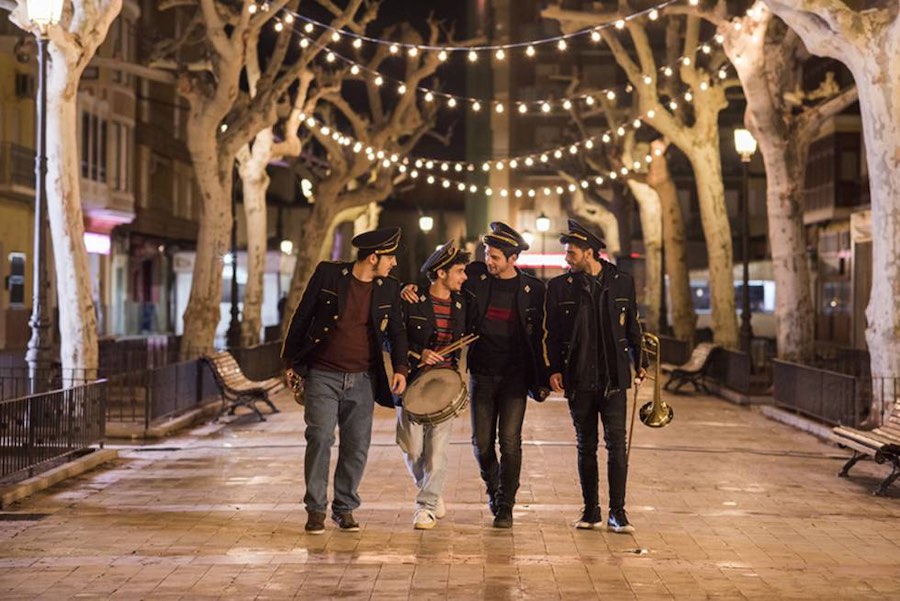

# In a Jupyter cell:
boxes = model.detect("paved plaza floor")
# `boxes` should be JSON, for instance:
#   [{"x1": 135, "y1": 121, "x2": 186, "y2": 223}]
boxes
[{"x1": 1, "y1": 386, "x2": 898, "y2": 600}]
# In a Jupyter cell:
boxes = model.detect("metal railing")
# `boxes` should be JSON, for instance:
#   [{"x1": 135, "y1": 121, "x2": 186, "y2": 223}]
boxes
[
  {"x1": 656, "y1": 335, "x2": 691, "y2": 365},
  {"x1": 706, "y1": 348, "x2": 752, "y2": 394},
  {"x1": 230, "y1": 341, "x2": 282, "y2": 381},
  {"x1": 0, "y1": 142, "x2": 36, "y2": 190},
  {"x1": 772, "y1": 359, "x2": 866, "y2": 427},
  {"x1": 0, "y1": 381, "x2": 107, "y2": 482}
]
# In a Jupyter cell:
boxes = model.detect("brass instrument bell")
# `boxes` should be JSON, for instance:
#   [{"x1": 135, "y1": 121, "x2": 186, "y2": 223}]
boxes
[{"x1": 638, "y1": 332, "x2": 673, "y2": 428}]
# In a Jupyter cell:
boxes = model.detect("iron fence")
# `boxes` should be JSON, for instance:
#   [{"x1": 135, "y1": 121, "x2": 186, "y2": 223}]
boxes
[
  {"x1": 707, "y1": 348, "x2": 752, "y2": 394},
  {"x1": 230, "y1": 342, "x2": 282, "y2": 381},
  {"x1": 0, "y1": 381, "x2": 106, "y2": 482},
  {"x1": 772, "y1": 359, "x2": 866, "y2": 427},
  {"x1": 105, "y1": 359, "x2": 221, "y2": 427}
]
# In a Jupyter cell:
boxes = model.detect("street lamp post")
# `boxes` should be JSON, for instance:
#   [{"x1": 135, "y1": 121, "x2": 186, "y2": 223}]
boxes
[
  {"x1": 25, "y1": 0, "x2": 63, "y2": 394},
  {"x1": 535, "y1": 212, "x2": 550, "y2": 280},
  {"x1": 226, "y1": 165, "x2": 241, "y2": 349},
  {"x1": 734, "y1": 128, "x2": 757, "y2": 356}
]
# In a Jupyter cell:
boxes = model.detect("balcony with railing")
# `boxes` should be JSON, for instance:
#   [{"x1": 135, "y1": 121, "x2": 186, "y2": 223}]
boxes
[{"x1": 0, "y1": 142, "x2": 36, "y2": 200}]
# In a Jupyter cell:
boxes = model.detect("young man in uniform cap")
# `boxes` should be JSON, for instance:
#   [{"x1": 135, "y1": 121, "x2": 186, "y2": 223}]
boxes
[
  {"x1": 405, "y1": 222, "x2": 548, "y2": 528},
  {"x1": 282, "y1": 226, "x2": 409, "y2": 535},
  {"x1": 395, "y1": 241, "x2": 469, "y2": 530},
  {"x1": 543, "y1": 219, "x2": 647, "y2": 534}
]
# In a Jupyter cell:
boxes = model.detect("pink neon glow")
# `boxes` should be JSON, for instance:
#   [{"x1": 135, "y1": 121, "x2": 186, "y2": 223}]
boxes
[{"x1": 84, "y1": 232, "x2": 111, "y2": 255}]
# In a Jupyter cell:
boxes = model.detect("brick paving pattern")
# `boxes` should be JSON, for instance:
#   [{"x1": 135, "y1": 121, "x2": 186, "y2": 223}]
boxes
[{"x1": 1, "y1": 387, "x2": 898, "y2": 600}]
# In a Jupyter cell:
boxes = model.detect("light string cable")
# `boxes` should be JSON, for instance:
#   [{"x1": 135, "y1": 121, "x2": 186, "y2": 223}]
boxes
[
  {"x1": 281, "y1": 0, "x2": 683, "y2": 58},
  {"x1": 278, "y1": 15, "x2": 730, "y2": 124},
  {"x1": 296, "y1": 30, "x2": 734, "y2": 177}
]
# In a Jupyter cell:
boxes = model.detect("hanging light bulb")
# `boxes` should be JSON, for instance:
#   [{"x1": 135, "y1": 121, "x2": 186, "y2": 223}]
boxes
[
  {"x1": 633, "y1": 161, "x2": 641, "y2": 169},
  {"x1": 447, "y1": 97, "x2": 457, "y2": 108},
  {"x1": 424, "y1": 91, "x2": 434, "y2": 102},
  {"x1": 595, "y1": 176, "x2": 604, "y2": 185},
  {"x1": 248, "y1": 3, "x2": 258, "y2": 14},
  {"x1": 495, "y1": 103, "x2": 504, "y2": 114},
  {"x1": 649, "y1": 9, "x2": 659, "y2": 20},
  {"x1": 353, "y1": 38, "x2": 363, "y2": 49},
  {"x1": 518, "y1": 103, "x2": 527, "y2": 114},
  {"x1": 470, "y1": 184, "x2": 478, "y2": 193},
  {"x1": 585, "y1": 96, "x2": 595, "y2": 106},
  {"x1": 468, "y1": 50, "x2": 478, "y2": 63},
  {"x1": 615, "y1": 19, "x2": 625, "y2": 29},
  {"x1": 682, "y1": 57, "x2": 692, "y2": 66},
  {"x1": 664, "y1": 67, "x2": 673, "y2": 77},
  {"x1": 543, "y1": 187, "x2": 552, "y2": 196},
  {"x1": 495, "y1": 49, "x2": 505, "y2": 61},
  {"x1": 485, "y1": 187, "x2": 493, "y2": 196},
  {"x1": 647, "y1": 109, "x2": 656, "y2": 118},
  {"x1": 374, "y1": 75, "x2": 383, "y2": 86},
  {"x1": 472, "y1": 100, "x2": 481, "y2": 112},
  {"x1": 325, "y1": 51, "x2": 335, "y2": 63},
  {"x1": 274, "y1": 21, "x2": 283, "y2": 32},
  {"x1": 438, "y1": 50, "x2": 448, "y2": 62},
  {"x1": 567, "y1": 183, "x2": 577, "y2": 192},
  {"x1": 620, "y1": 167, "x2": 628, "y2": 175},
  {"x1": 617, "y1": 126, "x2": 626, "y2": 136},
  {"x1": 331, "y1": 31, "x2": 340, "y2": 42},
  {"x1": 389, "y1": 44, "x2": 399, "y2": 54},
  {"x1": 540, "y1": 154, "x2": 549, "y2": 163},
  {"x1": 299, "y1": 38, "x2": 310, "y2": 49},
  {"x1": 482, "y1": 162, "x2": 490, "y2": 172},
  {"x1": 609, "y1": 171, "x2": 618, "y2": 180},
  {"x1": 684, "y1": 91, "x2": 693, "y2": 102},
  {"x1": 580, "y1": 180, "x2": 589, "y2": 189},
  {"x1": 633, "y1": 118, "x2": 642, "y2": 128},
  {"x1": 568, "y1": 144, "x2": 578, "y2": 154},
  {"x1": 557, "y1": 39, "x2": 568, "y2": 51},
  {"x1": 514, "y1": 189, "x2": 523, "y2": 198},
  {"x1": 525, "y1": 157, "x2": 535, "y2": 166},
  {"x1": 719, "y1": 68, "x2": 728, "y2": 79},
  {"x1": 350, "y1": 65, "x2": 360, "y2": 75},
  {"x1": 509, "y1": 159, "x2": 519, "y2": 169},
  {"x1": 526, "y1": 45, "x2": 536, "y2": 57},
  {"x1": 541, "y1": 102, "x2": 551, "y2": 113},
  {"x1": 702, "y1": 44, "x2": 712, "y2": 54},
  {"x1": 562, "y1": 99, "x2": 573, "y2": 110},
  {"x1": 304, "y1": 23, "x2": 314, "y2": 33},
  {"x1": 643, "y1": 75, "x2": 653, "y2": 85},
  {"x1": 585, "y1": 139, "x2": 594, "y2": 149},
  {"x1": 602, "y1": 133, "x2": 611, "y2": 143},
  {"x1": 607, "y1": 90, "x2": 616, "y2": 100},
  {"x1": 397, "y1": 83, "x2": 407, "y2": 94},
  {"x1": 555, "y1": 185, "x2": 564, "y2": 195},
  {"x1": 715, "y1": 34, "x2": 725, "y2": 44},
  {"x1": 669, "y1": 100, "x2": 678, "y2": 110},
  {"x1": 591, "y1": 30, "x2": 601, "y2": 42},
  {"x1": 455, "y1": 164, "x2": 463, "y2": 172},
  {"x1": 408, "y1": 46, "x2": 419, "y2": 57},
  {"x1": 689, "y1": 0, "x2": 699, "y2": 5}
]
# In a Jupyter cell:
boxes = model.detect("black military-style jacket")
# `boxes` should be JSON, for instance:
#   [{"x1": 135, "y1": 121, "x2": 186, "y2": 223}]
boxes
[
  {"x1": 542, "y1": 260, "x2": 647, "y2": 395},
  {"x1": 280, "y1": 261, "x2": 409, "y2": 408},
  {"x1": 463, "y1": 261, "x2": 548, "y2": 400},
  {"x1": 393, "y1": 289, "x2": 466, "y2": 407}
]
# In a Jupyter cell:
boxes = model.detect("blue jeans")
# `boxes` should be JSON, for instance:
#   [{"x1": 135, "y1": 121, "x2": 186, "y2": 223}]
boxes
[
  {"x1": 303, "y1": 369, "x2": 375, "y2": 514},
  {"x1": 568, "y1": 389, "x2": 628, "y2": 511},
  {"x1": 395, "y1": 407, "x2": 454, "y2": 511},
  {"x1": 469, "y1": 372, "x2": 528, "y2": 507}
]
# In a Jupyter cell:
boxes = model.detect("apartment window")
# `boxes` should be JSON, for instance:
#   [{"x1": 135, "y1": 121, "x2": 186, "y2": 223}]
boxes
[
  {"x1": 112, "y1": 121, "x2": 131, "y2": 191},
  {"x1": 81, "y1": 110, "x2": 110, "y2": 183},
  {"x1": 81, "y1": 112, "x2": 90, "y2": 178},
  {"x1": 7, "y1": 253, "x2": 25, "y2": 307}
]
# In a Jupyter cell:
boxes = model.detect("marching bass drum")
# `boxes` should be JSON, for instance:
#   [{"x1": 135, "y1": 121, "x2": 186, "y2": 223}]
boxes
[{"x1": 402, "y1": 367, "x2": 468, "y2": 426}]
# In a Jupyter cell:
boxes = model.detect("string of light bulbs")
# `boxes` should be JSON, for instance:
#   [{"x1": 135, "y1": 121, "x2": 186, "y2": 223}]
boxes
[
  {"x1": 294, "y1": 30, "x2": 734, "y2": 175},
  {"x1": 283, "y1": 21, "x2": 731, "y2": 121},
  {"x1": 279, "y1": 0, "x2": 684, "y2": 57}
]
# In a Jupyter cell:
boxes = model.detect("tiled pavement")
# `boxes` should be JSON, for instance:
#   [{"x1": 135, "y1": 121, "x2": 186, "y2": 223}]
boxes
[{"x1": 1, "y1": 386, "x2": 898, "y2": 600}]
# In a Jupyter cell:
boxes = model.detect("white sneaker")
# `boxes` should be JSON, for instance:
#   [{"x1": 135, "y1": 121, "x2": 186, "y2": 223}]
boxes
[
  {"x1": 434, "y1": 497, "x2": 447, "y2": 519},
  {"x1": 413, "y1": 508, "x2": 437, "y2": 530}
]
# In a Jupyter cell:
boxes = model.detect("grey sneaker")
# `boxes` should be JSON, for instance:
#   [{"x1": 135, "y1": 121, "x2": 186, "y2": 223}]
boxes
[
  {"x1": 434, "y1": 497, "x2": 447, "y2": 519},
  {"x1": 332, "y1": 511, "x2": 360, "y2": 532},
  {"x1": 305, "y1": 511, "x2": 326, "y2": 535}
]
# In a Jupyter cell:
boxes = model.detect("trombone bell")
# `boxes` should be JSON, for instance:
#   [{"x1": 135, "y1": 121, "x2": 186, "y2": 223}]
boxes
[{"x1": 638, "y1": 332, "x2": 673, "y2": 428}]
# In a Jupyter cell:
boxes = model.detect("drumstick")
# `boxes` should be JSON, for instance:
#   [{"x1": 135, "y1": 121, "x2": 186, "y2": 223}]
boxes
[{"x1": 416, "y1": 334, "x2": 480, "y2": 368}]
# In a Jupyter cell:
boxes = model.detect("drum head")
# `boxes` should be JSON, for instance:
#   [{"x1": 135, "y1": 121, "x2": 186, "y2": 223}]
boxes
[{"x1": 404, "y1": 368, "x2": 464, "y2": 416}]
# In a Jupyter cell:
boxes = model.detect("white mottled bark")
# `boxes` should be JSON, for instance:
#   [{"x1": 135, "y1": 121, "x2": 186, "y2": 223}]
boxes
[
  {"x1": 690, "y1": 141, "x2": 739, "y2": 348},
  {"x1": 765, "y1": 0, "x2": 900, "y2": 410},
  {"x1": 647, "y1": 142, "x2": 696, "y2": 341},
  {"x1": 628, "y1": 180, "x2": 663, "y2": 331},
  {"x1": 181, "y1": 125, "x2": 232, "y2": 356},
  {"x1": 10, "y1": 0, "x2": 123, "y2": 375},
  {"x1": 236, "y1": 131, "x2": 272, "y2": 347}
]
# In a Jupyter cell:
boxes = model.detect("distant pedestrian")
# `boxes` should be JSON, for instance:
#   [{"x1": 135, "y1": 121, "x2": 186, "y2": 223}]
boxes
[
  {"x1": 281, "y1": 227, "x2": 409, "y2": 535},
  {"x1": 543, "y1": 220, "x2": 647, "y2": 534}
]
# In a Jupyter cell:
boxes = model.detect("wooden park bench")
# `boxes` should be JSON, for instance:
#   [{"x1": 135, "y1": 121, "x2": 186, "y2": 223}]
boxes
[
  {"x1": 205, "y1": 351, "x2": 283, "y2": 422},
  {"x1": 832, "y1": 399, "x2": 900, "y2": 496},
  {"x1": 661, "y1": 342, "x2": 718, "y2": 394}
]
